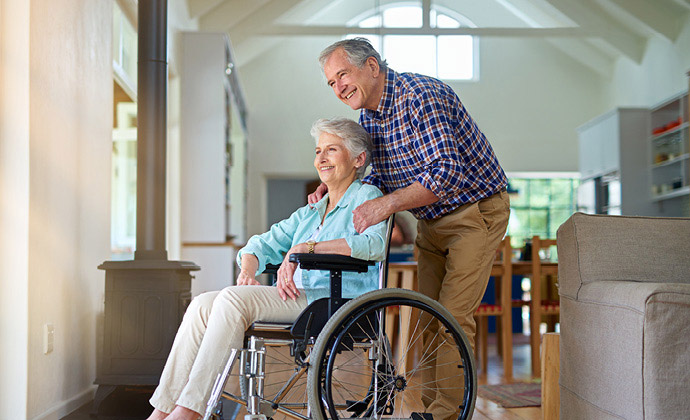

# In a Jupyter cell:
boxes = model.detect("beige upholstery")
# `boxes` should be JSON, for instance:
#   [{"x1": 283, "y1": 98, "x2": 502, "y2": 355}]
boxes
[{"x1": 557, "y1": 212, "x2": 690, "y2": 420}]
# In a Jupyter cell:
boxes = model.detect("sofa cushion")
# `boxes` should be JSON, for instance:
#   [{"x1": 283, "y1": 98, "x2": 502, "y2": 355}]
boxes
[{"x1": 557, "y1": 213, "x2": 690, "y2": 299}]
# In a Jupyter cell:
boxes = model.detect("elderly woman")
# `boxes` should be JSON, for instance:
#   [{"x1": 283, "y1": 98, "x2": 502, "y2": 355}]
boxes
[{"x1": 147, "y1": 118, "x2": 387, "y2": 420}]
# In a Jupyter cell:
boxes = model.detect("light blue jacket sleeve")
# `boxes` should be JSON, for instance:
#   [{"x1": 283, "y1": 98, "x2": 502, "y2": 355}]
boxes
[
  {"x1": 344, "y1": 185, "x2": 387, "y2": 262},
  {"x1": 236, "y1": 206, "x2": 306, "y2": 275}
]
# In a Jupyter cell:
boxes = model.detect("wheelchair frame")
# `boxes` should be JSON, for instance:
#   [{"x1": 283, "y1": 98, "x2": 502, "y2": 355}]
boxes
[{"x1": 202, "y1": 216, "x2": 477, "y2": 420}]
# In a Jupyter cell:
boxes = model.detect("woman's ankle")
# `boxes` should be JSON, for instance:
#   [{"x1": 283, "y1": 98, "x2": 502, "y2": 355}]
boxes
[
  {"x1": 167, "y1": 405, "x2": 202, "y2": 420},
  {"x1": 146, "y1": 408, "x2": 169, "y2": 420}
]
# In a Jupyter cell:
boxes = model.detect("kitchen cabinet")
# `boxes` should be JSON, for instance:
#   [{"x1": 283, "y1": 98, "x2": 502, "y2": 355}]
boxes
[{"x1": 577, "y1": 108, "x2": 655, "y2": 216}]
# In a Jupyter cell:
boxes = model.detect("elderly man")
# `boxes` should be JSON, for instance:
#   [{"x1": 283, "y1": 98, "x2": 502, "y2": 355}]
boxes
[{"x1": 312, "y1": 37, "x2": 510, "y2": 419}]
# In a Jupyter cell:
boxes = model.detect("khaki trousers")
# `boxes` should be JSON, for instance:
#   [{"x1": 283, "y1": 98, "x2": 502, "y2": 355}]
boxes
[
  {"x1": 416, "y1": 190, "x2": 510, "y2": 420},
  {"x1": 149, "y1": 286, "x2": 307, "y2": 415}
]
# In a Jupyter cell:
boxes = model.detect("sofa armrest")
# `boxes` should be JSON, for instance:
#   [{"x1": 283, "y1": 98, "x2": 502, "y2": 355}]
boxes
[
  {"x1": 560, "y1": 280, "x2": 690, "y2": 419},
  {"x1": 557, "y1": 212, "x2": 690, "y2": 300}
]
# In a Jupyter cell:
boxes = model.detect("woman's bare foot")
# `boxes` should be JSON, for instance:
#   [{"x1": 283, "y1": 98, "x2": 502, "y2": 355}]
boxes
[
  {"x1": 166, "y1": 405, "x2": 202, "y2": 420},
  {"x1": 146, "y1": 408, "x2": 169, "y2": 420}
]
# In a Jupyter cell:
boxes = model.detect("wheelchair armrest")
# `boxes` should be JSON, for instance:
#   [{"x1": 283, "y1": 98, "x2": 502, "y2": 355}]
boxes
[
  {"x1": 264, "y1": 263, "x2": 281, "y2": 275},
  {"x1": 289, "y1": 253, "x2": 374, "y2": 273}
]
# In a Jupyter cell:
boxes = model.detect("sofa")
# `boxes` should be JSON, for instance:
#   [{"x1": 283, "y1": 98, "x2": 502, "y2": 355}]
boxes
[{"x1": 557, "y1": 212, "x2": 690, "y2": 419}]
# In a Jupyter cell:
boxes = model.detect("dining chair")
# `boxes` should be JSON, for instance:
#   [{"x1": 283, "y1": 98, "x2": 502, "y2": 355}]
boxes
[
  {"x1": 474, "y1": 236, "x2": 513, "y2": 379},
  {"x1": 528, "y1": 235, "x2": 559, "y2": 377}
]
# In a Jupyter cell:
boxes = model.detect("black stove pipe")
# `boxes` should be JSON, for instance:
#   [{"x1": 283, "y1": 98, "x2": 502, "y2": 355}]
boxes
[{"x1": 135, "y1": 0, "x2": 168, "y2": 260}]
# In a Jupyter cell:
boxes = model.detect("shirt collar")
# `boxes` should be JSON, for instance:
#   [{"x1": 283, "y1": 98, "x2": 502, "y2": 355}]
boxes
[
  {"x1": 363, "y1": 67, "x2": 397, "y2": 119},
  {"x1": 310, "y1": 179, "x2": 364, "y2": 218}
]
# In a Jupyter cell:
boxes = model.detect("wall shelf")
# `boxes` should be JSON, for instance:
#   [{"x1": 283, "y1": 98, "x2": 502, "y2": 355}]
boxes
[
  {"x1": 651, "y1": 186, "x2": 690, "y2": 202},
  {"x1": 652, "y1": 153, "x2": 690, "y2": 168},
  {"x1": 651, "y1": 122, "x2": 689, "y2": 141},
  {"x1": 648, "y1": 91, "x2": 689, "y2": 214}
]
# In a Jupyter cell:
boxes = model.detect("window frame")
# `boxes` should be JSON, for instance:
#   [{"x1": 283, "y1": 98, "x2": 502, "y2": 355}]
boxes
[{"x1": 347, "y1": 2, "x2": 480, "y2": 81}]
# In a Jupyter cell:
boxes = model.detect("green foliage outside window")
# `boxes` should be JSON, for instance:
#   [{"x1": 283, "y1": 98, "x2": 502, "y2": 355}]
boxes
[{"x1": 507, "y1": 177, "x2": 580, "y2": 251}]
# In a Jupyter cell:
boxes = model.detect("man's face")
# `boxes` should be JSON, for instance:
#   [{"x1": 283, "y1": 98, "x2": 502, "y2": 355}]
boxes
[{"x1": 323, "y1": 48, "x2": 381, "y2": 111}]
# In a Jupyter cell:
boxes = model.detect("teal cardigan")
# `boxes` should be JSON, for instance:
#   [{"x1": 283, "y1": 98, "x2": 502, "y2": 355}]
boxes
[{"x1": 237, "y1": 180, "x2": 387, "y2": 303}]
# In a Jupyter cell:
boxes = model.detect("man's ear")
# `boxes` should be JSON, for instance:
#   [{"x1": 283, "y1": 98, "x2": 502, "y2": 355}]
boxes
[{"x1": 366, "y1": 56, "x2": 380, "y2": 75}]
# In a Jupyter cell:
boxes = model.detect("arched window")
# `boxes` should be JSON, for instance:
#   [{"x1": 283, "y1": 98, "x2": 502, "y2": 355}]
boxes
[{"x1": 348, "y1": 4, "x2": 478, "y2": 80}]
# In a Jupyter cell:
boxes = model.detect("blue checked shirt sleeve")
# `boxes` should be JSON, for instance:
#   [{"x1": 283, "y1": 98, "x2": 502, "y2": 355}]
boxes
[
  {"x1": 236, "y1": 206, "x2": 305, "y2": 275},
  {"x1": 343, "y1": 186, "x2": 387, "y2": 262},
  {"x1": 409, "y1": 91, "x2": 467, "y2": 201}
]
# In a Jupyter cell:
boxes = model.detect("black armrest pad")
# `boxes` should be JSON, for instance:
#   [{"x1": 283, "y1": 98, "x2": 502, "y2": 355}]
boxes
[
  {"x1": 289, "y1": 253, "x2": 374, "y2": 273},
  {"x1": 264, "y1": 264, "x2": 280, "y2": 275}
]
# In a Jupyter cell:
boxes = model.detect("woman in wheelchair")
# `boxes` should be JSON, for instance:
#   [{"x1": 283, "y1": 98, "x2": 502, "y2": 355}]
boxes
[{"x1": 147, "y1": 118, "x2": 388, "y2": 420}]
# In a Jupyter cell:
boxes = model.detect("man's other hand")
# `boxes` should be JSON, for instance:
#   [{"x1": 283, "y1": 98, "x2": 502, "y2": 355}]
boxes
[{"x1": 308, "y1": 183, "x2": 328, "y2": 206}]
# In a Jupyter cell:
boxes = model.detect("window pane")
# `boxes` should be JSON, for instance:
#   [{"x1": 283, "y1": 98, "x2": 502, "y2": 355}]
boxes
[
  {"x1": 509, "y1": 179, "x2": 529, "y2": 207},
  {"x1": 359, "y1": 15, "x2": 381, "y2": 28},
  {"x1": 550, "y1": 179, "x2": 573, "y2": 207},
  {"x1": 383, "y1": 6, "x2": 422, "y2": 28},
  {"x1": 347, "y1": 33, "x2": 381, "y2": 53},
  {"x1": 384, "y1": 35, "x2": 436, "y2": 76},
  {"x1": 549, "y1": 209, "x2": 571, "y2": 237},
  {"x1": 529, "y1": 209, "x2": 548, "y2": 235},
  {"x1": 529, "y1": 179, "x2": 550, "y2": 207},
  {"x1": 437, "y1": 36, "x2": 473, "y2": 80},
  {"x1": 437, "y1": 13, "x2": 461, "y2": 28}
]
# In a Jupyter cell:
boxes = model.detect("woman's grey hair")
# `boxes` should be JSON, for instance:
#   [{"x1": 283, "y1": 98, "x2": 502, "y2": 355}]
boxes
[
  {"x1": 310, "y1": 117, "x2": 373, "y2": 179},
  {"x1": 318, "y1": 37, "x2": 388, "y2": 73}
]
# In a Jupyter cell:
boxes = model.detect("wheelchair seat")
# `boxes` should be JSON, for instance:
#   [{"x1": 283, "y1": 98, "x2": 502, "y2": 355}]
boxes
[{"x1": 248, "y1": 239, "x2": 380, "y2": 342}]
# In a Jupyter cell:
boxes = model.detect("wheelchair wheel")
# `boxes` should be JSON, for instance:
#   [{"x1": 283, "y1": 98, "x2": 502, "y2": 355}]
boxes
[{"x1": 307, "y1": 288, "x2": 476, "y2": 420}]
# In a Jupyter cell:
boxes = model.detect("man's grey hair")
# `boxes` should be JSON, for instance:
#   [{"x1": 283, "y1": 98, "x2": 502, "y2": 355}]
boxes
[
  {"x1": 310, "y1": 117, "x2": 373, "y2": 179},
  {"x1": 318, "y1": 37, "x2": 388, "y2": 73}
]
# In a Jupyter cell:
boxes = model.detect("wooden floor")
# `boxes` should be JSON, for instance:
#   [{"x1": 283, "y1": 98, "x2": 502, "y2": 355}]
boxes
[
  {"x1": 62, "y1": 333, "x2": 540, "y2": 420},
  {"x1": 474, "y1": 334, "x2": 541, "y2": 420}
]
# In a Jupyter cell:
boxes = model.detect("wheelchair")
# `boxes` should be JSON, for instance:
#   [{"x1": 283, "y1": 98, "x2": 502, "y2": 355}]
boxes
[{"x1": 203, "y1": 217, "x2": 477, "y2": 420}]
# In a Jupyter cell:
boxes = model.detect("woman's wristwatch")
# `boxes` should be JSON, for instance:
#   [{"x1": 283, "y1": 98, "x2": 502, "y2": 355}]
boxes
[{"x1": 306, "y1": 240, "x2": 317, "y2": 253}]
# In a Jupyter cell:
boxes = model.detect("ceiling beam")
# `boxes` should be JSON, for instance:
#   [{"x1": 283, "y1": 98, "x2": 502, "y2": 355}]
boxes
[
  {"x1": 257, "y1": 25, "x2": 596, "y2": 37},
  {"x1": 604, "y1": 0, "x2": 685, "y2": 41},
  {"x1": 198, "y1": 0, "x2": 270, "y2": 32},
  {"x1": 543, "y1": 0, "x2": 646, "y2": 63},
  {"x1": 547, "y1": 38, "x2": 614, "y2": 78},
  {"x1": 186, "y1": 0, "x2": 226, "y2": 19},
  {"x1": 227, "y1": 0, "x2": 305, "y2": 45},
  {"x1": 672, "y1": 0, "x2": 690, "y2": 11}
]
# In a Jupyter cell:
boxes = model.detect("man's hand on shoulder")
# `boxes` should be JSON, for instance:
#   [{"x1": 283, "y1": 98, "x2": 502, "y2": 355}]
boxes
[
  {"x1": 352, "y1": 196, "x2": 391, "y2": 233},
  {"x1": 308, "y1": 183, "x2": 328, "y2": 206}
]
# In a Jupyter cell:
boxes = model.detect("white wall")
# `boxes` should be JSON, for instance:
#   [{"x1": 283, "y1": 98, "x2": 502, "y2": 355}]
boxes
[
  {"x1": 167, "y1": 0, "x2": 200, "y2": 261},
  {"x1": 607, "y1": 16, "x2": 690, "y2": 108},
  {"x1": 0, "y1": 0, "x2": 201, "y2": 417},
  {"x1": 0, "y1": 0, "x2": 30, "y2": 417},
  {"x1": 239, "y1": 35, "x2": 608, "y2": 235},
  {"x1": 24, "y1": 1, "x2": 113, "y2": 419}
]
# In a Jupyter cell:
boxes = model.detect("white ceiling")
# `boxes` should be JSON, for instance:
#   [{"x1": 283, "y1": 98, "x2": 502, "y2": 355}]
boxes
[{"x1": 185, "y1": 0, "x2": 690, "y2": 75}]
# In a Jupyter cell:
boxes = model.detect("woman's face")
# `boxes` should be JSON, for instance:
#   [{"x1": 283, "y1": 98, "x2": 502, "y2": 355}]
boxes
[{"x1": 314, "y1": 132, "x2": 359, "y2": 187}]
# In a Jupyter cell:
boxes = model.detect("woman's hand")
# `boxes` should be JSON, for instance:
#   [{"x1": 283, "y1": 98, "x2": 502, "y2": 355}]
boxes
[
  {"x1": 237, "y1": 254, "x2": 260, "y2": 286},
  {"x1": 236, "y1": 269, "x2": 260, "y2": 286},
  {"x1": 276, "y1": 244, "x2": 306, "y2": 301}
]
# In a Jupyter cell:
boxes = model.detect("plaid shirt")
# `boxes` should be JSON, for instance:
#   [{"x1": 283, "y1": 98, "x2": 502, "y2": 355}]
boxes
[{"x1": 360, "y1": 68, "x2": 507, "y2": 220}]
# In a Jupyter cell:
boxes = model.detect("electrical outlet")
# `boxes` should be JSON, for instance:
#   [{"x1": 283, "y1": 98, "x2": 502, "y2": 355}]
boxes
[{"x1": 43, "y1": 323, "x2": 54, "y2": 354}]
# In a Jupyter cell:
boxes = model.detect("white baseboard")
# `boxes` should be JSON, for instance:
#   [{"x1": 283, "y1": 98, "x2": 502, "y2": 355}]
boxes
[{"x1": 32, "y1": 386, "x2": 96, "y2": 420}]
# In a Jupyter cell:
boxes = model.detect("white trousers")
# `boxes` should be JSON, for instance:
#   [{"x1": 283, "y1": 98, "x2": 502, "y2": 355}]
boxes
[{"x1": 149, "y1": 285, "x2": 308, "y2": 415}]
